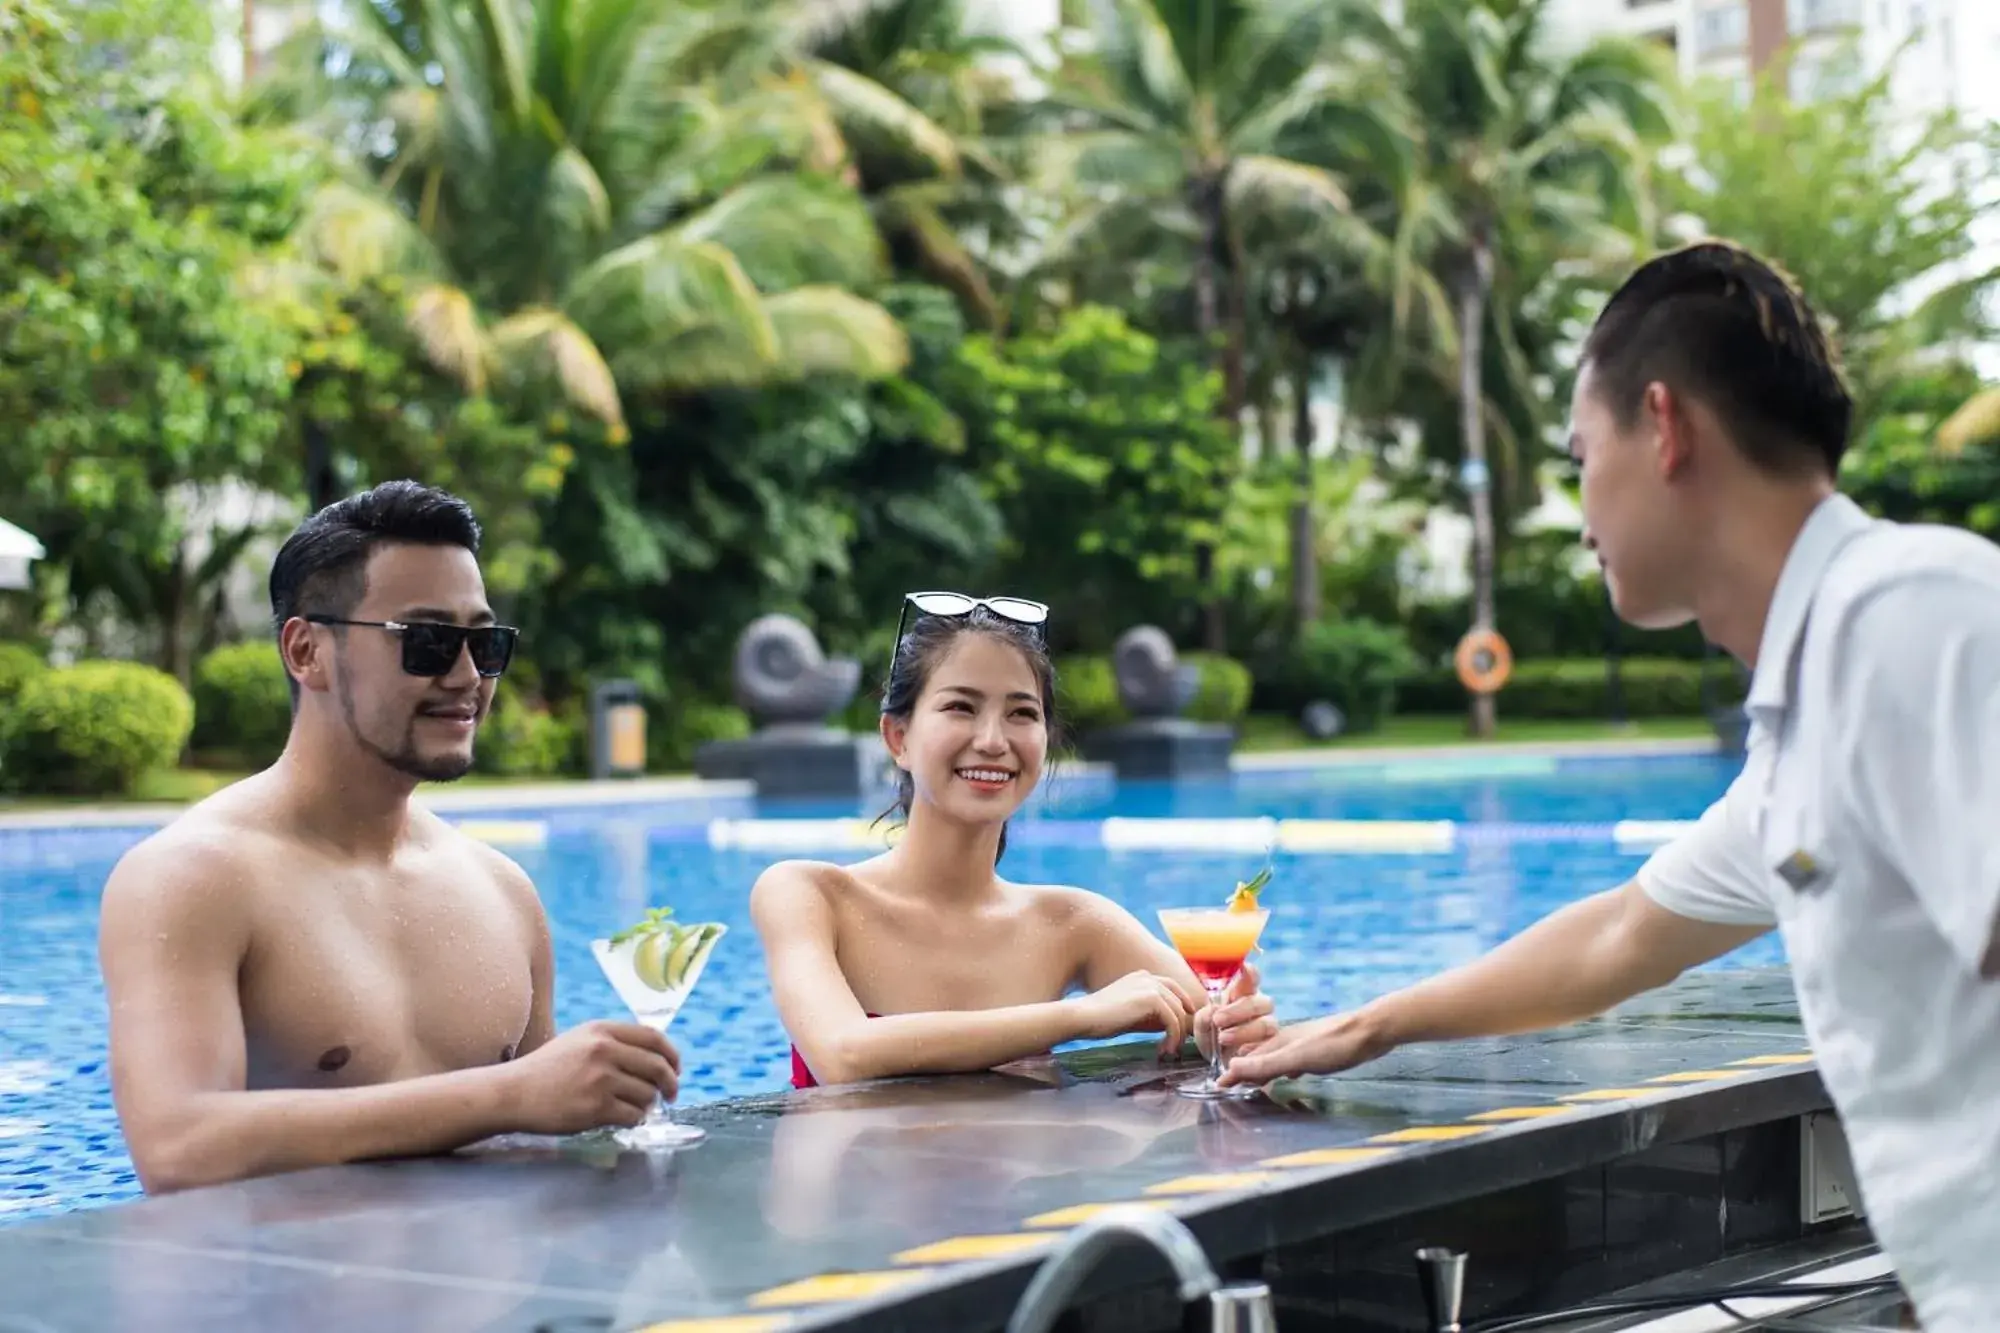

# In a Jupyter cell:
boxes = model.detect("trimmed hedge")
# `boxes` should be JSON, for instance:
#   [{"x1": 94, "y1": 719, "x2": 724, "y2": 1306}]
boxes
[
  {"x1": 191, "y1": 641, "x2": 293, "y2": 765},
  {"x1": 1255, "y1": 618, "x2": 1421, "y2": 733},
  {"x1": 475, "y1": 681, "x2": 578, "y2": 778},
  {"x1": 0, "y1": 642, "x2": 48, "y2": 706},
  {"x1": 1397, "y1": 655, "x2": 1744, "y2": 718},
  {"x1": 2, "y1": 661, "x2": 194, "y2": 795}
]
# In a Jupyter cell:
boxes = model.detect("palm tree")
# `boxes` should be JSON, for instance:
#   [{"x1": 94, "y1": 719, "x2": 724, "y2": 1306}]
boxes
[
  {"x1": 1359, "y1": 0, "x2": 1674, "y2": 736},
  {"x1": 760, "y1": 0, "x2": 1032, "y2": 330},
  {"x1": 252, "y1": 0, "x2": 915, "y2": 448},
  {"x1": 1026, "y1": 0, "x2": 1426, "y2": 648}
]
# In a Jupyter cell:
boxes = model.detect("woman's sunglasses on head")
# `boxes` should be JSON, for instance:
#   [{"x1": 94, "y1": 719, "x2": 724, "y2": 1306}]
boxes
[
  {"x1": 895, "y1": 591, "x2": 1050, "y2": 645},
  {"x1": 306, "y1": 616, "x2": 520, "y2": 679}
]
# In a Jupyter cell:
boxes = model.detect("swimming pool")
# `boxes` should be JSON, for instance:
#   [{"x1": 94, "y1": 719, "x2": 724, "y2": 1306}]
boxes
[{"x1": 0, "y1": 749, "x2": 1772, "y2": 1227}]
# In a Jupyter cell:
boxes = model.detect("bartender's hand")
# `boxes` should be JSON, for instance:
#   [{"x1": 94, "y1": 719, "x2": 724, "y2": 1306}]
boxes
[
  {"x1": 1193, "y1": 963, "x2": 1277, "y2": 1059},
  {"x1": 1215, "y1": 1007, "x2": 1393, "y2": 1088}
]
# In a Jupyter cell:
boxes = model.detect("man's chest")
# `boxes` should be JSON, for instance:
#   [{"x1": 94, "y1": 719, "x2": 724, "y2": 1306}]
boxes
[{"x1": 239, "y1": 872, "x2": 534, "y2": 1086}]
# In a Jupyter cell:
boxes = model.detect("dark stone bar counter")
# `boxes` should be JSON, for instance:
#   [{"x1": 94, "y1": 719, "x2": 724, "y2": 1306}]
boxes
[{"x1": 0, "y1": 970, "x2": 1866, "y2": 1332}]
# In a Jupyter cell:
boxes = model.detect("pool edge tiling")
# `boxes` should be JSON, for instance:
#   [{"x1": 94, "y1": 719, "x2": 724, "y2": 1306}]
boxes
[{"x1": 0, "y1": 970, "x2": 1845, "y2": 1333}]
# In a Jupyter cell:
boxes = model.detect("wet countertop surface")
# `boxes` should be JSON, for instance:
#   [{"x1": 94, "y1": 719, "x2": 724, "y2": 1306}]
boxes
[{"x1": 0, "y1": 970, "x2": 1821, "y2": 1332}]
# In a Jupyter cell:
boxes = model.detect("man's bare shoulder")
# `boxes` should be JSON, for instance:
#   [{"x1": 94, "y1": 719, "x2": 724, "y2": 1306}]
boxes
[
  {"x1": 414, "y1": 808, "x2": 547, "y2": 920},
  {"x1": 100, "y1": 785, "x2": 286, "y2": 937}
]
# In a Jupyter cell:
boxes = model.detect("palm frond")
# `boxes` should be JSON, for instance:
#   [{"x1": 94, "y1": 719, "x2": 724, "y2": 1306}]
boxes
[
  {"x1": 407, "y1": 283, "x2": 490, "y2": 395},
  {"x1": 675, "y1": 175, "x2": 888, "y2": 291},
  {"x1": 1085, "y1": 0, "x2": 1193, "y2": 126},
  {"x1": 763, "y1": 286, "x2": 912, "y2": 381},
  {"x1": 294, "y1": 183, "x2": 444, "y2": 286},
  {"x1": 1031, "y1": 130, "x2": 1184, "y2": 195},
  {"x1": 563, "y1": 231, "x2": 778, "y2": 375},
  {"x1": 1226, "y1": 154, "x2": 1352, "y2": 223},
  {"x1": 805, "y1": 58, "x2": 962, "y2": 177},
  {"x1": 1938, "y1": 387, "x2": 2000, "y2": 454},
  {"x1": 490, "y1": 309, "x2": 625, "y2": 431},
  {"x1": 878, "y1": 185, "x2": 1001, "y2": 328}
]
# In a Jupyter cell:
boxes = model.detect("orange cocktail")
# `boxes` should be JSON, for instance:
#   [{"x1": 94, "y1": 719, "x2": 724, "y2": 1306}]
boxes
[{"x1": 1157, "y1": 904, "x2": 1270, "y2": 1099}]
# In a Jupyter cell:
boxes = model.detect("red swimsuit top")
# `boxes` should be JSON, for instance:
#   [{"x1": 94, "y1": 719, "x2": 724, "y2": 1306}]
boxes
[{"x1": 790, "y1": 1014, "x2": 879, "y2": 1089}]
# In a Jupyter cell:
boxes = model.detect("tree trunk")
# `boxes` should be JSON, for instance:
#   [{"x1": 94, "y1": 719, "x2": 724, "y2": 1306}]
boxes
[
  {"x1": 1190, "y1": 173, "x2": 1230, "y2": 653},
  {"x1": 1459, "y1": 236, "x2": 1498, "y2": 739},
  {"x1": 304, "y1": 414, "x2": 338, "y2": 514},
  {"x1": 160, "y1": 546, "x2": 188, "y2": 684},
  {"x1": 1289, "y1": 354, "x2": 1319, "y2": 628}
]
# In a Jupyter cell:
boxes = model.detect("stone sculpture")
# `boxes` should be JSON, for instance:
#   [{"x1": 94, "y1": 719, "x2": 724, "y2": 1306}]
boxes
[
  {"x1": 732, "y1": 614, "x2": 861, "y2": 728},
  {"x1": 696, "y1": 613, "x2": 881, "y2": 798},
  {"x1": 1111, "y1": 626, "x2": 1200, "y2": 720},
  {"x1": 1078, "y1": 624, "x2": 1234, "y2": 781}
]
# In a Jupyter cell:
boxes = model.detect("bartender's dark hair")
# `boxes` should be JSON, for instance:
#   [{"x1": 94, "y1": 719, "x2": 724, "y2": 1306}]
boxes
[
  {"x1": 875, "y1": 607, "x2": 1059, "y2": 864},
  {"x1": 1582, "y1": 240, "x2": 1853, "y2": 478}
]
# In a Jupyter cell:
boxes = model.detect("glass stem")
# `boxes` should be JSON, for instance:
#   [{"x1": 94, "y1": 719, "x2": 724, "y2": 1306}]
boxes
[{"x1": 1206, "y1": 986, "x2": 1227, "y2": 1085}]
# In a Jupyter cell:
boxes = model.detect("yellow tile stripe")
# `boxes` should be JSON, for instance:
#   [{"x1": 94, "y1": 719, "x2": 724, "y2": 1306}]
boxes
[
  {"x1": 1368, "y1": 1125, "x2": 1491, "y2": 1143},
  {"x1": 893, "y1": 1234, "x2": 1053, "y2": 1264},
  {"x1": 1023, "y1": 1200, "x2": 1173, "y2": 1228},
  {"x1": 748, "y1": 1271, "x2": 937, "y2": 1308},
  {"x1": 716, "y1": 1047, "x2": 1814, "y2": 1324},
  {"x1": 1142, "y1": 1172, "x2": 1277, "y2": 1196},
  {"x1": 1258, "y1": 1147, "x2": 1394, "y2": 1168},
  {"x1": 1560, "y1": 1087, "x2": 1663, "y2": 1102}
]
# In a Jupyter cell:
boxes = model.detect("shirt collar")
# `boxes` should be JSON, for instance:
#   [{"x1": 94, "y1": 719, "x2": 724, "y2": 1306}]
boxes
[{"x1": 1744, "y1": 492, "x2": 1876, "y2": 719}]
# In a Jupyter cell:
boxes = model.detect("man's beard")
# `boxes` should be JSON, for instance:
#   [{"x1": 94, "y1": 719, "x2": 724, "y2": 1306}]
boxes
[{"x1": 338, "y1": 676, "x2": 475, "y2": 783}]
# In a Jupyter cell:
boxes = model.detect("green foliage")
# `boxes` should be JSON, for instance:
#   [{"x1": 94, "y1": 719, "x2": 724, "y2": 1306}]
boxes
[
  {"x1": 947, "y1": 306, "x2": 1237, "y2": 648},
  {"x1": 0, "y1": 643, "x2": 49, "y2": 706},
  {"x1": 190, "y1": 641, "x2": 292, "y2": 764},
  {"x1": 1260, "y1": 618, "x2": 1421, "y2": 733},
  {"x1": 1182, "y1": 653, "x2": 1254, "y2": 725},
  {"x1": 1502, "y1": 657, "x2": 1739, "y2": 719},
  {"x1": 648, "y1": 699, "x2": 753, "y2": 772},
  {"x1": 1053, "y1": 650, "x2": 1252, "y2": 734},
  {"x1": 1841, "y1": 361, "x2": 2000, "y2": 537},
  {"x1": 1671, "y1": 46, "x2": 2000, "y2": 437},
  {"x1": 1053, "y1": 655, "x2": 1122, "y2": 735},
  {"x1": 2, "y1": 662, "x2": 195, "y2": 795},
  {"x1": 475, "y1": 683, "x2": 578, "y2": 779}
]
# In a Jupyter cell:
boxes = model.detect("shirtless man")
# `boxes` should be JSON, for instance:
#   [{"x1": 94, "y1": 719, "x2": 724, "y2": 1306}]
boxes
[{"x1": 98, "y1": 480, "x2": 680, "y2": 1194}]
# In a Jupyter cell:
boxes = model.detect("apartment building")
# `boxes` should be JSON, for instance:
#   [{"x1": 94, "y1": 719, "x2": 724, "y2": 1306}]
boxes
[{"x1": 1549, "y1": 0, "x2": 1999, "y2": 113}]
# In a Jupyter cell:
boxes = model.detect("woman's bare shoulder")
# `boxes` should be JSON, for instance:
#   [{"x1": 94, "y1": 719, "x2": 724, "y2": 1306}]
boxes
[
  {"x1": 749, "y1": 858, "x2": 871, "y2": 923},
  {"x1": 1020, "y1": 881, "x2": 1123, "y2": 924}
]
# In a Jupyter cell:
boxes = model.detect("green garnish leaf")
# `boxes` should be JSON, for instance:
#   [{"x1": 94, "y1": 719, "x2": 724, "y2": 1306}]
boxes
[{"x1": 608, "y1": 905, "x2": 677, "y2": 946}]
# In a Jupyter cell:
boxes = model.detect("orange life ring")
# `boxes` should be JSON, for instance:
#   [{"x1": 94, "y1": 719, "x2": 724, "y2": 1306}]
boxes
[{"x1": 1454, "y1": 629, "x2": 1513, "y2": 695}]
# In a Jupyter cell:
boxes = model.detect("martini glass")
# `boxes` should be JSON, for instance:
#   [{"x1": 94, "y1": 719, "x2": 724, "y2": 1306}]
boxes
[
  {"x1": 1156, "y1": 906, "x2": 1270, "y2": 1100},
  {"x1": 591, "y1": 916, "x2": 726, "y2": 1150}
]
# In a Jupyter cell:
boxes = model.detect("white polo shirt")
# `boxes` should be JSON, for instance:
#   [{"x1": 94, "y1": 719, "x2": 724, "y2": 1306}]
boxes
[{"x1": 1638, "y1": 492, "x2": 2000, "y2": 1333}]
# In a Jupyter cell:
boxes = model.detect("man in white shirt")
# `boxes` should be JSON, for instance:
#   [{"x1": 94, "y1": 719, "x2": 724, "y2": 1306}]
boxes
[{"x1": 1217, "y1": 241, "x2": 2000, "y2": 1331}]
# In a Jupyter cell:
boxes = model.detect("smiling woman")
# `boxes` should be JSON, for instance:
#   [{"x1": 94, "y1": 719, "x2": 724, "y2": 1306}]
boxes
[{"x1": 747, "y1": 593, "x2": 1280, "y2": 1092}]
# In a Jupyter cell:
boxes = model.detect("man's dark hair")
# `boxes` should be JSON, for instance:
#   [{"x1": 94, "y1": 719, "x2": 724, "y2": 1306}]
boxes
[
  {"x1": 1581, "y1": 240, "x2": 1853, "y2": 478},
  {"x1": 269, "y1": 482, "x2": 483, "y2": 696}
]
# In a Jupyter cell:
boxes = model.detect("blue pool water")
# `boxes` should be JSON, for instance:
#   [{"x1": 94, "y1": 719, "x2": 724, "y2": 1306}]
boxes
[{"x1": 0, "y1": 750, "x2": 1771, "y2": 1227}]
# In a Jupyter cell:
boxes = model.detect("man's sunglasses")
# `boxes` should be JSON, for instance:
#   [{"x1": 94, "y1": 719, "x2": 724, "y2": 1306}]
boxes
[
  {"x1": 306, "y1": 617, "x2": 520, "y2": 679},
  {"x1": 894, "y1": 591, "x2": 1050, "y2": 646}
]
